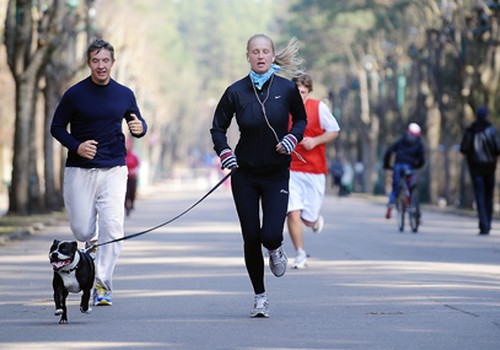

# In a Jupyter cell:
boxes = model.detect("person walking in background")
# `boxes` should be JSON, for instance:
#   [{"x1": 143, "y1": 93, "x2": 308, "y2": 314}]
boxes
[
  {"x1": 460, "y1": 106, "x2": 500, "y2": 235},
  {"x1": 51, "y1": 38, "x2": 147, "y2": 306},
  {"x1": 125, "y1": 137, "x2": 140, "y2": 217},
  {"x1": 210, "y1": 34, "x2": 307, "y2": 317},
  {"x1": 339, "y1": 158, "x2": 354, "y2": 197},
  {"x1": 383, "y1": 123, "x2": 425, "y2": 219},
  {"x1": 286, "y1": 74, "x2": 340, "y2": 269},
  {"x1": 329, "y1": 156, "x2": 344, "y2": 194},
  {"x1": 353, "y1": 161, "x2": 365, "y2": 193}
]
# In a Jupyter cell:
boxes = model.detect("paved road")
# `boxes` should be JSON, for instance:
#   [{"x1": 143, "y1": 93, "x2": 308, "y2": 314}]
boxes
[{"x1": 0, "y1": 178, "x2": 499, "y2": 350}]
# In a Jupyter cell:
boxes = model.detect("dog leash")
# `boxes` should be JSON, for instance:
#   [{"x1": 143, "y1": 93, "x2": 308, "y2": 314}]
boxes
[{"x1": 84, "y1": 168, "x2": 236, "y2": 252}]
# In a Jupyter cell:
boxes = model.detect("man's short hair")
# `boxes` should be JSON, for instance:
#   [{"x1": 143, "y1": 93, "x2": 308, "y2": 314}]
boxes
[
  {"x1": 86, "y1": 38, "x2": 115, "y2": 62},
  {"x1": 292, "y1": 74, "x2": 313, "y2": 92}
]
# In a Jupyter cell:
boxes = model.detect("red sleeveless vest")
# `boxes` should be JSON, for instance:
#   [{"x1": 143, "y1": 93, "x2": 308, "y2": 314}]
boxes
[{"x1": 290, "y1": 99, "x2": 328, "y2": 174}]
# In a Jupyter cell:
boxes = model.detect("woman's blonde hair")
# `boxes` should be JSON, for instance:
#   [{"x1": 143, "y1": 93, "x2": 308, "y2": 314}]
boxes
[{"x1": 246, "y1": 34, "x2": 305, "y2": 78}]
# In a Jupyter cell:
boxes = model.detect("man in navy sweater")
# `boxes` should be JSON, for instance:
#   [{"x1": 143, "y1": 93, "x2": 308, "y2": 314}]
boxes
[{"x1": 51, "y1": 39, "x2": 147, "y2": 306}]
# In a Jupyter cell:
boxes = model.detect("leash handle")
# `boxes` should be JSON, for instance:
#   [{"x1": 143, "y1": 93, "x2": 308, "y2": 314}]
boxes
[{"x1": 85, "y1": 168, "x2": 236, "y2": 251}]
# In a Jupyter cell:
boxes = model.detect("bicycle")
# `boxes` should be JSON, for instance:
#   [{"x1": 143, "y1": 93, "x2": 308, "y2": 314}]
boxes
[{"x1": 395, "y1": 169, "x2": 421, "y2": 233}]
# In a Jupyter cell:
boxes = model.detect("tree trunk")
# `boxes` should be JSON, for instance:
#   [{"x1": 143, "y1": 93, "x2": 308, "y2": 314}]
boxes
[
  {"x1": 4, "y1": 0, "x2": 78, "y2": 214},
  {"x1": 9, "y1": 76, "x2": 36, "y2": 214},
  {"x1": 43, "y1": 73, "x2": 64, "y2": 210}
]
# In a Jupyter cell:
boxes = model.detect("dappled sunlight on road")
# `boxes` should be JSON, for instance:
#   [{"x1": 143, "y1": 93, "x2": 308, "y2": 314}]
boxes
[
  {"x1": 0, "y1": 342, "x2": 168, "y2": 350},
  {"x1": 115, "y1": 289, "x2": 240, "y2": 298},
  {"x1": 117, "y1": 255, "x2": 245, "y2": 268},
  {"x1": 123, "y1": 223, "x2": 241, "y2": 235},
  {"x1": 313, "y1": 259, "x2": 500, "y2": 276}
]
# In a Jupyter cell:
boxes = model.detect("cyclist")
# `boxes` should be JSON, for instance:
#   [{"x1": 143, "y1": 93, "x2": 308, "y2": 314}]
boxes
[{"x1": 383, "y1": 123, "x2": 426, "y2": 219}]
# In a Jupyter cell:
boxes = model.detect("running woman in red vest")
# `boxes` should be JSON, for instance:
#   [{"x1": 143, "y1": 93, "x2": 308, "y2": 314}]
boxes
[{"x1": 287, "y1": 74, "x2": 340, "y2": 269}]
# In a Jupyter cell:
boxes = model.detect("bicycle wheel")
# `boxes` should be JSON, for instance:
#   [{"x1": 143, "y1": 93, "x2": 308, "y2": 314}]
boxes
[
  {"x1": 396, "y1": 181, "x2": 406, "y2": 232},
  {"x1": 409, "y1": 189, "x2": 420, "y2": 233}
]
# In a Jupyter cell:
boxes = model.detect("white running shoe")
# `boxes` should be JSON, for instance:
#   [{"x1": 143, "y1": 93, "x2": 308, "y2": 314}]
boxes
[
  {"x1": 268, "y1": 246, "x2": 287, "y2": 277},
  {"x1": 312, "y1": 215, "x2": 324, "y2": 234},
  {"x1": 250, "y1": 294, "x2": 269, "y2": 318},
  {"x1": 292, "y1": 249, "x2": 307, "y2": 269}
]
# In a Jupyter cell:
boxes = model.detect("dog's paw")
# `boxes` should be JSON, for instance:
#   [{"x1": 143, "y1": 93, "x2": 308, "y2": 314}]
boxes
[
  {"x1": 54, "y1": 309, "x2": 63, "y2": 316},
  {"x1": 59, "y1": 318, "x2": 68, "y2": 324},
  {"x1": 80, "y1": 306, "x2": 92, "y2": 314}
]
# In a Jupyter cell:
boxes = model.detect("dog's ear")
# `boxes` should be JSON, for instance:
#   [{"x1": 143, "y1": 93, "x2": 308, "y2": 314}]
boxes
[
  {"x1": 50, "y1": 240, "x2": 59, "y2": 252},
  {"x1": 71, "y1": 241, "x2": 78, "y2": 249}
]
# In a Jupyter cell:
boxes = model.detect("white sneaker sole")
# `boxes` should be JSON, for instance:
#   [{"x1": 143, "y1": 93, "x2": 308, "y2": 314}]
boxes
[
  {"x1": 312, "y1": 215, "x2": 324, "y2": 233},
  {"x1": 292, "y1": 260, "x2": 307, "y2": 269},
  {"x1": 250, "y1": 311, "x2": 270, "y2": 318}
]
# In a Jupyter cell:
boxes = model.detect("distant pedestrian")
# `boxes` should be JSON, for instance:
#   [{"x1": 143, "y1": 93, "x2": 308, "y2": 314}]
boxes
[
  {"x1": 340, "y1": 159, "x2": 354, "y2": 197},
  {"x1": 460, "y1": 106, "x2": 500, "y2": 235},
  {"x1": 125, "y1": 138, "x2": 140, "y2": 217},
  {"x1": 210, "y1": 33, "x2": 307, "y2": 317},
  {"x1": 353, "y1": 161, "x2": 365, "y2": 192},
  {"x1": 329, "y1": 156, "x2": 344, "y2": 194}
]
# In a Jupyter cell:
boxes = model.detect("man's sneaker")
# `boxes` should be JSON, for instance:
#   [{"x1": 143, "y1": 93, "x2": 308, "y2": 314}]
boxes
[
  {"x1": 250, "y1": 294, "x2": 269, "y2": 318},
  {"x1": 268, "y1": 246, "x2": 287, "y2": 277},
  {"x1": 312, "y1": 215, "x2": 324, "y2": 233},
  {"x1": 93, "y1": 284, "x2": 112, "y2": 306},
  {"x1": 292, "y1": 249, "x2": 307, "y2": 269}
]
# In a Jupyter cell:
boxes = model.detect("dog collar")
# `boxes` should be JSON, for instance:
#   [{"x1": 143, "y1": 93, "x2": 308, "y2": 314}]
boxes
[{"x1": 60, "y1": 266, "x2": 78, "y2": 274}]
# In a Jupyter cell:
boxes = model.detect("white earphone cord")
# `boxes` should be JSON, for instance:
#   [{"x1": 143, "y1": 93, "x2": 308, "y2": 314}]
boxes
[{"x1": 251, "y1": 76, "x2": 306, "y2": 164}]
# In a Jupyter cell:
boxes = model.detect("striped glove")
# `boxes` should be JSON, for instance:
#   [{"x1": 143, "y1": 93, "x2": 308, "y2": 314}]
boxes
[
  {"x1": 279, "y1": 134, "x2": 298, "y2": 155},
  {"x1": 219, "y1": 149, "x2": 238, "y2": 170}
]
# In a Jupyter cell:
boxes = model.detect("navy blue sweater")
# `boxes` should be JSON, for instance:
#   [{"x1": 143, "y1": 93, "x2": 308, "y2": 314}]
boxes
[
  {"x1": 211, "y1": 74, "x2": 307, "y2": 173},
  {"x1": 51, "y1": 77, "x2": 147, "y2": 168}
]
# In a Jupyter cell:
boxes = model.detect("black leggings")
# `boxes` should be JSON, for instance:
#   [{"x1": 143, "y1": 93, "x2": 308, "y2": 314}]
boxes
[{"x1": 230, "y1": 168, "x2": 289, "y2": 294}]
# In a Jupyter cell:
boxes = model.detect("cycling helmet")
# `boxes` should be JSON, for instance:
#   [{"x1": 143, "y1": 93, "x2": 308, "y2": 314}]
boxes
[{"x1": 408, "y1": 122, "x2": 421, "y2": 136}]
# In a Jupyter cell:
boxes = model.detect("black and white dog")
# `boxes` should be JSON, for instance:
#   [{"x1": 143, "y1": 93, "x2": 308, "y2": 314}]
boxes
[{"x1": 49, "y1": 240, "x2": 95, "y2": 324}]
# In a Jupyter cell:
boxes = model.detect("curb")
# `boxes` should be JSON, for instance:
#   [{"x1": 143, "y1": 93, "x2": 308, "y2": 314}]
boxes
[{"x1": 0, "y1": 217, "x2": 66, "y2": 246}]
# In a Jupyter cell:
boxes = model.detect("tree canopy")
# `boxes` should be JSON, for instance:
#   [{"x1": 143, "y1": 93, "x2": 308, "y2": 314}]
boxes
[{"x1": 1, "y1": 0, "x2": 498, "y2": 214}]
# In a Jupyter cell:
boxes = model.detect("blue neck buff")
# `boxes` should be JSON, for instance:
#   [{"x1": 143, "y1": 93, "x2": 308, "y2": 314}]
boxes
[{"x1": 250, "y1": 64, "x2": 281, "y2": 90}]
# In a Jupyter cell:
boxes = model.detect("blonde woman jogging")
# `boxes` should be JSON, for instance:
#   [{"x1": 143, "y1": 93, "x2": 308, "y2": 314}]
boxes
[{"x1": 210, "y1": 34, "x2": 307, "y2": 317}]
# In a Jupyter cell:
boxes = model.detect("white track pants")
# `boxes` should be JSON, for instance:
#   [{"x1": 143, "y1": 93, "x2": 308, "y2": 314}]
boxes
[{"x1": 63, "y1": 166, "x2": 127, "y2": 291}]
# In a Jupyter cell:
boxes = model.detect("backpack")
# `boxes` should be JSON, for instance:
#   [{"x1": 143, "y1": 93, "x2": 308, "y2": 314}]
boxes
[{"x1": 461, "y1": 126, "x2": 500, "y2": 164}]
